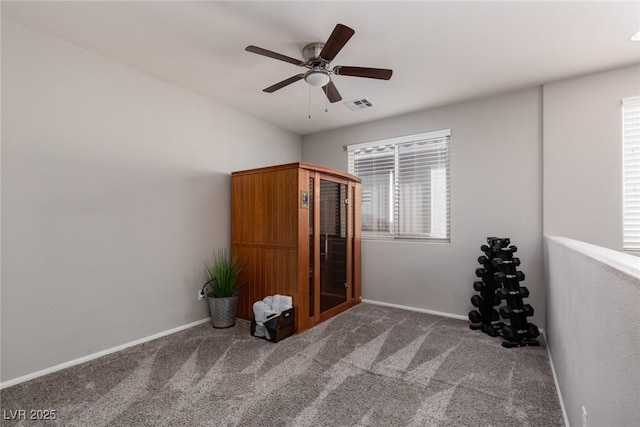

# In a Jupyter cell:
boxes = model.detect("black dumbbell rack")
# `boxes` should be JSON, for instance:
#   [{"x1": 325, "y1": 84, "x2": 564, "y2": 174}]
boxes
[
  {"x1": 468, "y1": 237, "x2": 506, "y2": 337},
  {"x1": 491, "y1": 239, "x2": 540, "y2": 348}
]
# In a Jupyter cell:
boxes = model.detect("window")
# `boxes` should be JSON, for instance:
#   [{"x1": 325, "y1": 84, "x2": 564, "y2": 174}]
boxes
[
  {"x1": 623, "y1": 96, "x2": 640, "y2": 252},
  {"x1": 347, "y1": 129, "x2": 450, "y2": 241}
]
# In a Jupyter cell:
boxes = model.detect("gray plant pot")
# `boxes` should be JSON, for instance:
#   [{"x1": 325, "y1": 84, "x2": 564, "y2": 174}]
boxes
[{"x1": 207, "y1": 294, "x2": 239, "y2": 328}]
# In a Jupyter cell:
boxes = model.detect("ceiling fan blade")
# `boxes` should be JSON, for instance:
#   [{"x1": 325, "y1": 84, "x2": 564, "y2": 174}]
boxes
[
  {"x1": 319, "y1": 24, "x2": 355, "y2": 62},
  {"x1": 245, "y1": 45, "x2": 305, "y2": 66},
  {"x1": 323, "y1": 80, "x2": 342, "y2": 103},
  {"x1": 334, "y1": 66, "x2": 393, "y2": 80},
  {"x1": 263, "y1": 74, "x2": 305, "y2": 93}
]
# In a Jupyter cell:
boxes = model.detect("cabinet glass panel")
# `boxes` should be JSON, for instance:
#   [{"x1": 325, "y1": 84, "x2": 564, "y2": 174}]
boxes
[
  {"x1": 319, "y1": 179, "x2": 348, "y2": 313},
  {"x1": 309, "y1": 177, "x2": 315, "y2": 318}
]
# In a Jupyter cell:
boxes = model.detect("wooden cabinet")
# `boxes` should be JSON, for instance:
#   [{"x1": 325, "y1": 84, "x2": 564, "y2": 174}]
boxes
[{"x1": 231, "y1": 162, "x2": 361, "y2": 333}]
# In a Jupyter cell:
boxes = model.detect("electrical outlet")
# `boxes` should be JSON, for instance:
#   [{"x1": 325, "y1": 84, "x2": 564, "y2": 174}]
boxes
[
  {"x1": 582, "y1": 406, "x2": 588, "y2": 427},
  {"x1": 198, "y1": 289, "x2": 205, "y2": 300}
]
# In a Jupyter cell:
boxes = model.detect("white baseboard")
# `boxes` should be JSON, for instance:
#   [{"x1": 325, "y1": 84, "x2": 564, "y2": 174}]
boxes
[
  {"x1": 361, "y1": 299, "x2": 469, "y2": 321},
  {"x1": 361, "y1": 299, "x2": 545, "y2": 333},
  {"x1": 0, "y1": 317, "x2": 211, "y2": 390},
  {"x1": 543, "y1": 332, "x2": 570, "y2": 427}
]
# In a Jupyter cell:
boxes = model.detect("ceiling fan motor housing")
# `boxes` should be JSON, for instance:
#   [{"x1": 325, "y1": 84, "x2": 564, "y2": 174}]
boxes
[{"x1": 302, "y1": 42, "x2": 326, "y2": 65}]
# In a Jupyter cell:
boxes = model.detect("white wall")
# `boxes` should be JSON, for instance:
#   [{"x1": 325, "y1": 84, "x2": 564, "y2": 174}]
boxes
[
  {"x1": 0, "y1": 19, "x2": 301, "y2": 382},
  {"x1": 543, "y1": 65, "x2": 640, "y2": 251},
  {"x1": 303, "y1": 88, "x2": 544, "y2": 326},
  {"x1": 545, "y1": 236, "x2": 640, "y2": 427}
]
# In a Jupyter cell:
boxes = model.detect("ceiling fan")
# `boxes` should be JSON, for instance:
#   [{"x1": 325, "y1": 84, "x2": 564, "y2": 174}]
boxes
[{"x1": 245, "y1": 24, "x2": 393, "y2": 103}]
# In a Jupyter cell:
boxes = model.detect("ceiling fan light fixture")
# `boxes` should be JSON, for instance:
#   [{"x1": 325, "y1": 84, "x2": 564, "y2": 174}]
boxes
[{"x1": 304, "y1": 70, "x2": 331, "y2": 87}]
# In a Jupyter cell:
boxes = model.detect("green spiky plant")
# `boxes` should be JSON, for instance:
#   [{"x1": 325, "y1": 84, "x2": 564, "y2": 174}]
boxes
[{"x1": 203, "y1": 249, "x2": 243, "y2": 298}]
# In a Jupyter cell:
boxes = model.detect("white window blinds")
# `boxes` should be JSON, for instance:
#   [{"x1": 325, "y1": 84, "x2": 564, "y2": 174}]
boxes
[
  {"x1": 623, "y1": 96, "x2": 640, "y2": 251},
  {"x1": 347, "y1": 130, "x2": 450, "y2": 241}
]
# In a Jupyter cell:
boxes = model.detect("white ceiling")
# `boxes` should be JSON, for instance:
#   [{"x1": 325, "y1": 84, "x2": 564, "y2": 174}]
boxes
[{"x1": 3, "y1": 1, "x2": 640, "y2": 136}]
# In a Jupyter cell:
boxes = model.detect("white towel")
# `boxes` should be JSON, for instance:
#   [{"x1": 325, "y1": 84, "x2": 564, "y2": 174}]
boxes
[
  {"x1": 254, "y1": 324, "x2": 265, "y2": 338},
  {"x1": 253, "y1": 301, "x2": 270, "y2": 337},
  {"x1": 271, "y1": 294, "x2": 283, "y2": 313},
  {"x1": 271, "y1": 294, "x2": 293, "y2": 313},
  {"x1": 253, "y1": 301, "x2": 270, "y2": 323},
  {"x1": 279, "y1": 295, "x2": 293, "y2": 312},
  {"x1": 262, "y1": 296, "x2": 273, "y2": 310}
]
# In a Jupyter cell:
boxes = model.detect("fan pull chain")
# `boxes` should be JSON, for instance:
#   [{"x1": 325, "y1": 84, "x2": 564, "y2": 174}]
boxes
[
  {"x1": 325, "y1": 86, "x2": 328, "y2": 113},
  {"x1": 308, "y1": 85, "x2": 311, "y2": 119}
]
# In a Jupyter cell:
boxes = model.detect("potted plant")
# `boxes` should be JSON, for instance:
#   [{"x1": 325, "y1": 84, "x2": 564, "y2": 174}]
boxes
[{"x1": 202, "y1": 249, "x2": 243, "y2": 328}]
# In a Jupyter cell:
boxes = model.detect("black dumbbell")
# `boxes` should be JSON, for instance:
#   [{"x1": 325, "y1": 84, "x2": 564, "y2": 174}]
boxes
[
  {"x1": 523, "y1": 304, "x2": 534, "y2": 316},
  {"x1": 494, "y1": 271, "x2": 525, "y2": 283},
  {"x1": 471, "y1": 295, "x2": 484, "y2": 307},
  {"x1": 500, "y1": 304, "x2": 534, "y2": 319},
  {"x1": 476, "y1": 268, "x2": 487, "y2": 278},
  {"x1": 486, "y1": 237, "x2": 501, "y2": 246},
  {"x1": 503, "y1": 325, "x2": 532, "y2": 341},
  {"x1": 497, "y1": 238, "x2": 510, "y2": 248},
  {"x1": 527, "y1": 323, "x2": 540, "y2": 338},
  {"x1": 469, "y1": 310, "x2": 482, "y2": 324},
  {"x1": 480, "y1": 244, "x2": 490, "y2": 252},
  {"x1": 497, "y1": 287, "x2": 529, "y2": 298},
  {"x1": 478, "y1": 255, "x2": 489, "y2": 265},
  {"x1": 491, "y1": 309, "x2": 500, "y2": 321},
  {"x1": 500, "y1": 306, "x2": 513, "y2": 319},
  {"x1": 473, "y1": 281, "x2": 485, "y2": 291},
  {"x1": 493, "y1": 295, "x2": 501, "y2": 306},
  {"x1": 492, "y1": 257, "x2": 521, "y2": 267},
  {"x1": 488, "y1": 237, "x2": 509, "y2": 246},
  {"x1": 502, "y1": 326, "x2": 515, "y2": 340}
]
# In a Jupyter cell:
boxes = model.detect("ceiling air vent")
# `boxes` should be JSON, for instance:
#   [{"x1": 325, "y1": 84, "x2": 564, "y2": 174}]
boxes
[{"x1": 345, "y1": 98, "x2": 374, "y2": 111}]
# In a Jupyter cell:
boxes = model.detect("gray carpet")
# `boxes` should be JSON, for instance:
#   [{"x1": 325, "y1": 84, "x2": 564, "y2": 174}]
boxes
[{"x1": 1, "y1": 303, "x2": 563, "y2": 426}]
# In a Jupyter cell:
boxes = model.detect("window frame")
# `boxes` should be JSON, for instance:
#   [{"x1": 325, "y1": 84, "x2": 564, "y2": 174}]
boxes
[
  {"x1": 347, "y1": 129, "x2": 451, "y2": 243},
  {"x1": 622, "y1": 96, "x2": 640, "y2": 253}
]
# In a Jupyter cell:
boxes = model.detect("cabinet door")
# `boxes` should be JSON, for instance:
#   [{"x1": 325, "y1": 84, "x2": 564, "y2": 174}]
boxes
[{"x1": 318, "y1": 177, "x2": 351, "y2": 315}]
